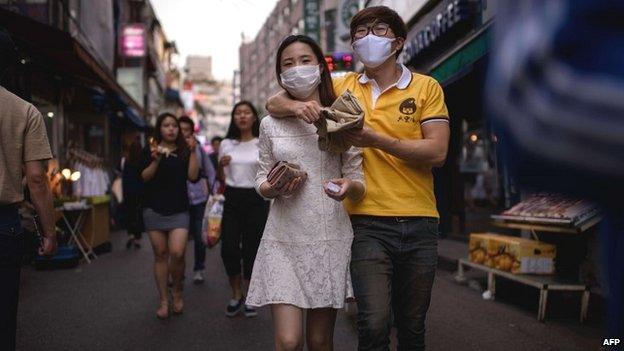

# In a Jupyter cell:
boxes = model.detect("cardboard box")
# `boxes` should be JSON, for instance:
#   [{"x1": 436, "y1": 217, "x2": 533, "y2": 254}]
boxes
[{"x1": 469, "y1": 233, "x2": 556, "y2": 274}]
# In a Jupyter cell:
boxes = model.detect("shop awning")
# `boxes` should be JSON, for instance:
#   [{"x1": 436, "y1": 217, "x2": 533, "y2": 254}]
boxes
[
  {"x1": 91, "y1": 90, "x2": 147, "y2": 129},
  {"x1": 0, "y1": 8, "x2": 145, "y2": 116},
  {"x1": 124, "y1": 106, "x2": 146, "y2": 129},
  {"x1": 430, "y1": 28, "x2": 490, "y2": 85}
]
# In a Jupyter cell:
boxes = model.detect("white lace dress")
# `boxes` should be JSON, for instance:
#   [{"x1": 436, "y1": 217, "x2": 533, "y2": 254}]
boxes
[{"x1": 246, "y1": 116, "x2": 364, "y2": 309}]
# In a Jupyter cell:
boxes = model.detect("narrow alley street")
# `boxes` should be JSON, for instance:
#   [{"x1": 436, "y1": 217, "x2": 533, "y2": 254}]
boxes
[{"x1": 16, "y1": 231, "x2": 602, "y2": 351}]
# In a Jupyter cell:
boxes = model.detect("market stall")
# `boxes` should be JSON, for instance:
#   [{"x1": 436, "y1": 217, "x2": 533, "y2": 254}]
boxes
[{"x1": 456, "y1": 193, "x2": 602, "y2": 322}]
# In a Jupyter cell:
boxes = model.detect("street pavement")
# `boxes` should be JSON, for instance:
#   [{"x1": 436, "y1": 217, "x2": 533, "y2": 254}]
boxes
[{"x1": 16, "y1": 231, "x2": 604, "y2": 350}]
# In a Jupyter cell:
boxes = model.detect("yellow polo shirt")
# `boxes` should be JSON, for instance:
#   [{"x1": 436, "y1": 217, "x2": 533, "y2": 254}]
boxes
[{"x1": 334, "y1": 65, "x2": 449, "y2": 217}]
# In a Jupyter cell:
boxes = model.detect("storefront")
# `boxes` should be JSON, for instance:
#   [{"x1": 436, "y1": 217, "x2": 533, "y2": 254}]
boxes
[
  {"x1": 401, "y1": 0, "x2": 503, "y2": 237},
  {"x1": 401, "y1": 1, "x2": 602, "y2": 297},
  {"x1": 1, "y1": 5, "x2": 147, "y2": 255}
]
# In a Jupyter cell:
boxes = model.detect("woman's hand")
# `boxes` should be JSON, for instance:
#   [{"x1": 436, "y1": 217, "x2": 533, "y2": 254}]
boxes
[
  {"x1": 280, "y1": 176, "x2": 306, "y2": 197},
  {"x1": 323, "y1": 178, "x2": 352, "y2": 201},
  {"x1": 260, "y1": 175, "x2": 307, "y2": 199},
  {"x1": 150, "y1": 145, "x2": 162, "y2": 162},
  {"x1": 219, "y1": 155, "x2": 232, "y2": 167}
]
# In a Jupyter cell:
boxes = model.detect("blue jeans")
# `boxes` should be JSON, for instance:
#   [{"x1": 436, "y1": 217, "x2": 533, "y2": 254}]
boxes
[
  {"x1": 350, "y1": 216, "x2": 438, "y2": 351},
  {"x1": 189, "y1": 202, "x2": 207, "y2": 272},
  {"x1": 0, "y1": 206, "x2": 23, "y2": 351}
]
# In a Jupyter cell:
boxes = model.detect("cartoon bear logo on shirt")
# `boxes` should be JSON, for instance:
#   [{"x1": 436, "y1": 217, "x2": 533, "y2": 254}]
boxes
[{"x1": 399, "y1": 98, "x2": 417, "y2": 115}]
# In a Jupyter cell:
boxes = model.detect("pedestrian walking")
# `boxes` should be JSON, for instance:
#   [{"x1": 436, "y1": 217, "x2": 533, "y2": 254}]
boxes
[
  {"x1": 0, "y1": 27, "x2": 57, "y2": 351},
  {"x1": 122, "y1": 139, "x2": 144, "y2": 250},
  {"x1": 140, "y1": 112, "x2": 199, "y2": 319},
  {"x1": 178, "y1": 115, "x2": 216, "y2": 284},
  {"x1": 218, "y1": 101, "x2": 269, "y2": 318},
  {"x1": 246, "y1": 34, "x2": 366, "y2": 351},
  {"x1": 266, "y1": 7, "x2": 450, "y2": 350}
]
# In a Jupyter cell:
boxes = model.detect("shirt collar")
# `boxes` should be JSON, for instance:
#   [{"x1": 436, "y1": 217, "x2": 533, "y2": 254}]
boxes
[{"x1": 358, "y1": 64, "x2": 412, "y2": 90}]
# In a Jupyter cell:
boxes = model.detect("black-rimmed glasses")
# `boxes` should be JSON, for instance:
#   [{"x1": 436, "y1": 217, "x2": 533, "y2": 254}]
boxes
[{"x1": 353, "y1": 22, "x2": 390, "y2": 39}]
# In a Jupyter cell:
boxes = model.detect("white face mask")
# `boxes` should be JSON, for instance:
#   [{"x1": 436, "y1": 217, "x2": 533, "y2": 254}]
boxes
[
  {"x1": 352, "y1": 34, "x2": 397, "y2": 68},
  {"x1": 280, "y1": 65, "x2": 321, "y2": 99}
]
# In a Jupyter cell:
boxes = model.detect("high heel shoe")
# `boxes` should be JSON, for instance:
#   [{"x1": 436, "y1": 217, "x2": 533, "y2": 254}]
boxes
[{"x1": 156, "y1": 301, "x2": 170, "y2": 319}]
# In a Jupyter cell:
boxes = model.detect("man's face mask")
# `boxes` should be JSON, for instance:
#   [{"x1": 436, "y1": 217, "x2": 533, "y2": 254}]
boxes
[
  {"x1": 280, "y1": 65, "x2": 321, "y2": 100},
  {"x1": 352, "y1": 34, "x2": 397, "y2": 68}
]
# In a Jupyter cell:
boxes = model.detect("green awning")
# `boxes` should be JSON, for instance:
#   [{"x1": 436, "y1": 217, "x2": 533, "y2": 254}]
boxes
[{"x1": 430, "y1": 29, "x2": 490, "y2": 84}]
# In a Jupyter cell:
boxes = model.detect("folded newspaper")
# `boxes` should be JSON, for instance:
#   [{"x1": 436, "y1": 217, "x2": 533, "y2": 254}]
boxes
[{"x1": 315, "y1": 89, "x2": 365, "y2": 154}]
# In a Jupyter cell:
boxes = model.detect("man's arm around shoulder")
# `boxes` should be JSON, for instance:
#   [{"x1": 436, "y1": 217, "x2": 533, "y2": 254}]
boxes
[{"x1": 266, "y1": 90, "x2": 322, "y2": 123}]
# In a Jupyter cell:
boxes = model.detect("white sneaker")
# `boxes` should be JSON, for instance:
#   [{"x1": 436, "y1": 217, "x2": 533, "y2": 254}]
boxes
[{"x1": 193, "y1": 270, "x2": 204, "y2": 284}]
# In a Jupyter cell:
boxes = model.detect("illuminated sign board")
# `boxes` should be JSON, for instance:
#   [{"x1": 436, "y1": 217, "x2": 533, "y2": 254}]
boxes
[
  {"x1": 121, "y1": 24, "x2": 146, "y2": 57},
  {"x1": 325, "y1": 52, "x2": 353, "y2": 72}
]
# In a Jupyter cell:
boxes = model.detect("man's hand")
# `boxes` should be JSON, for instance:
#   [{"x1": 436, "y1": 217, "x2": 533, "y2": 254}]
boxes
[
  {"x1": 343, "y1": 127, "x2": 380, "y2": 148},
  {"x1": 38, "y1": 235, "x2": 57, "y2": 256},
  {"x1": 293, "y1": 100, "x2": 323, "y2": 124}
]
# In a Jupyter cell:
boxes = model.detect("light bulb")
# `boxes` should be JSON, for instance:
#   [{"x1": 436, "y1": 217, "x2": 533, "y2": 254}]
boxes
[
  {"x1": 70, "y1": 171, "x2": 81, "y2": 181},
  {"x1": 62, "y1": 168, "x2": 72, "y2": 179}
]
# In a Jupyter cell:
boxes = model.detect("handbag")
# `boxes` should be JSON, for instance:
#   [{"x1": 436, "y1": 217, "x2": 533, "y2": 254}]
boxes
[
  {"x1": 267, "y1": 161, "x2": 307, "y2": 189},
  {"x1": 315, "y1": 89, "x2": 365, "y2": 154},
  {"x1": 202, "y1": 181, "x2": 225, "y2": 248}
]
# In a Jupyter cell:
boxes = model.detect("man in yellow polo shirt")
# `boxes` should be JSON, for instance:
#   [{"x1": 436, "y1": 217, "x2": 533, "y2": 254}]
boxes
[{"x1": 267, "y1": 6, "x2": 449, "y2": 350}]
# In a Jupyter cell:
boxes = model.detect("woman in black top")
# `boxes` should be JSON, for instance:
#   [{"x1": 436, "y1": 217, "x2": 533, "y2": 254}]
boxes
[{"x1": 140, "y1": 112, "x2": 199, "y2": 319}]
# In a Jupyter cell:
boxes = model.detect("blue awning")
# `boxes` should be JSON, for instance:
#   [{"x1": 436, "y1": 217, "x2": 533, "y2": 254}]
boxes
[
  {"x1": 91, "y1": 90, "x2": 146, "y2": 129},
  {"x1": 124, "y1": 106, "x2": 146, "y2": 128}
]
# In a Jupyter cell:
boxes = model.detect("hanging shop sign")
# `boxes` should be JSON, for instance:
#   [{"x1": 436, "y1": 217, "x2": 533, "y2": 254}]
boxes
[
  {"x1": 400, "y1": 0, "x2": 481, "y2": 65},
  {"x1": 121, "y1": 24, "x2": 146, "y2": 58},
  {"x1": 304, "y1": 0, "x2": 320, "y2": 42}
]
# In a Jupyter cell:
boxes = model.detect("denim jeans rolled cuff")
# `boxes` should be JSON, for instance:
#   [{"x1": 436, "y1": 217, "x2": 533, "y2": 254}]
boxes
[{"x1": 350, "y1": 215, "x2": 438, "y2": 351}]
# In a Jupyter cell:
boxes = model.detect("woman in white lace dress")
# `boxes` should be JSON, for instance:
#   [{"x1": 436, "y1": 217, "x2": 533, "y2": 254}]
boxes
[{"x1": 246, "y1": 35, "x2": 365, "y2": 351}]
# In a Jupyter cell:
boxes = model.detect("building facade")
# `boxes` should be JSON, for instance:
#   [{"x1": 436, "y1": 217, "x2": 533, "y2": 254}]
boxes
[
  {"x1": 183, "y1": 55, "x2": 232, "y2": 141},
  {"x1": 238, "y1": 0, "x2": 364, "y2": 112},
  {"x1": 0, "y1": 0, "x2": 180, "y2": 169}
]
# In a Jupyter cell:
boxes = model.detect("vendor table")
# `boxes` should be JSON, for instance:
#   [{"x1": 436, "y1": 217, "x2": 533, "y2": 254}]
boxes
[
  {"x1": 56, "y1": 205, "x2": 97, "y2": 263},
  {"x1": 456, "y1": 258, "x2": 590, "y2": 322}
]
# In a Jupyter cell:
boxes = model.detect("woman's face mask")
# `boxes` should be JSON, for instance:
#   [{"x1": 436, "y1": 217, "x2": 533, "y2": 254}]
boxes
[
  {"x1": 280, "y1": 64, "x2": 321, "y2": 100},
  {"x1": 352, "y1": 34, "x2": 397, "y2": 68}
]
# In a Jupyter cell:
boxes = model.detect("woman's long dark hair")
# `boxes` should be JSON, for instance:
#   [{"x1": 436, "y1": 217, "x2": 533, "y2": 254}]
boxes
[
  {"x1": 225, "y1": 101, "x2": 260, "y2": 140},
  {"x1": 154, "y1": 112, "x2": 190, "y2": 159},
  {"x1": 275, "y1": 35, "x2": 336, "y2": 107}
]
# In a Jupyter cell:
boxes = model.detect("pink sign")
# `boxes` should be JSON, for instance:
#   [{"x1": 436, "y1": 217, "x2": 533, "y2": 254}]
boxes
[{"x1": 122, "y1": 24, "x2": 145, "y2": 57}]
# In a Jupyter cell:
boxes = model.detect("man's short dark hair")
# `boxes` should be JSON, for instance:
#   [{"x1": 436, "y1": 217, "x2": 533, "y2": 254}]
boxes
[
  {"x1": 178, "y1": 115, "x2": 194, "y2": 130},
  {"x1": 350, "y1": 6, "x2": 408, "y2": 58},
  {"x1": 211, "y1": 136, "x2": 223, "y2": 144},
  {"x1": 0, "y1": 27, "x2": 18, "y2": 77}
]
